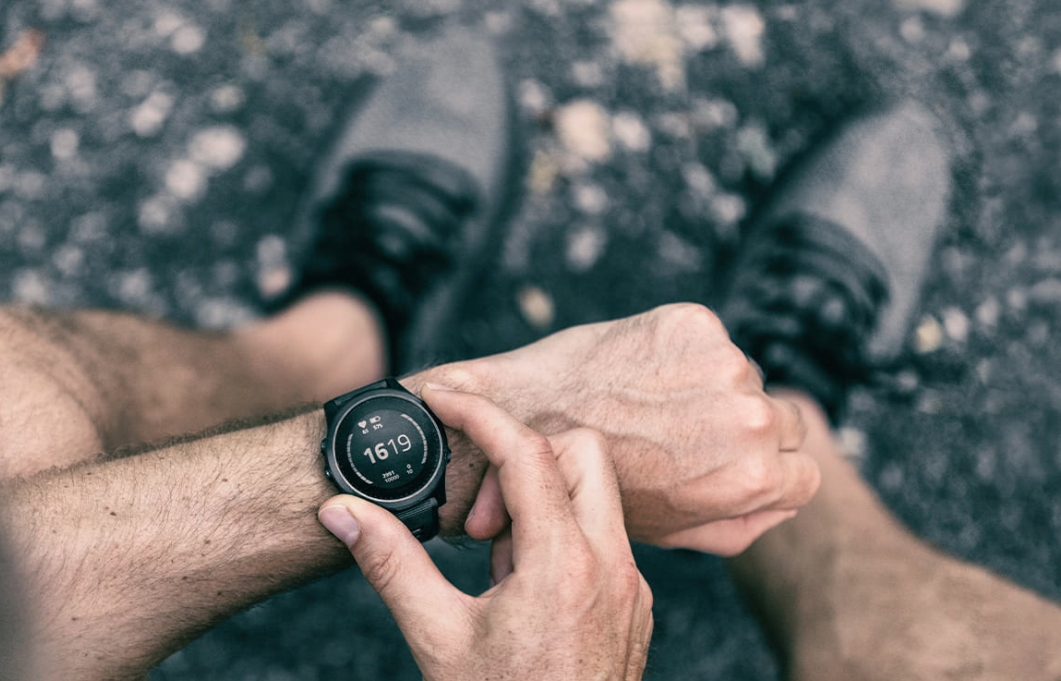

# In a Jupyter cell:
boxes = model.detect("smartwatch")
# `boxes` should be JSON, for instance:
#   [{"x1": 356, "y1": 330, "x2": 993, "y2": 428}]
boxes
[{"x1": 320, "y1": 378, "x2": 450, "y2": 541}]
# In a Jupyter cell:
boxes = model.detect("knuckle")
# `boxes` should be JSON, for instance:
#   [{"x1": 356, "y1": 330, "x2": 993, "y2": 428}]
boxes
[
  {"x1": 522, "y1": 431, "x2": 556, "y2": 462},
  {"x1": 358, "y1": 547, "x2": 402, "y2": 595},
  {"x1": 655, "y1": 303, "x2": 726, "y2": 341},
  {"x1": 639, "y1": 575, "x2": 654, "y2": 614},
  {"x1": 613, "y1": 559, "x2": 644, "y2": 602},
  {"x1": 714, "y1": 344, "x2": 753, "y2": 386},
  {"x1": 565, "y1": 428, "x2": 609, "y2": 459},
  {"x1": 426, "y1": 362, "x2": 482, "y2": 394},
  {"x1": 736, "y1": 394, "x2": 778, "y2": 436},
  {"x1": 738, "y1": 456, "x2": 782, "y2": 501}
]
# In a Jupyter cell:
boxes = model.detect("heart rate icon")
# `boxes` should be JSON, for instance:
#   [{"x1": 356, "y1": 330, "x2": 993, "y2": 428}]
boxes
[{"x1": 358, "y1": 421, "x2": 367, "y2": 429}]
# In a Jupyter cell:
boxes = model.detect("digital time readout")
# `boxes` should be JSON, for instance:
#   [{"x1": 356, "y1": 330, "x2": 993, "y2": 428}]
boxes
[{"x1": 345, "y1": 408, "x2": 429, "y2": 489}]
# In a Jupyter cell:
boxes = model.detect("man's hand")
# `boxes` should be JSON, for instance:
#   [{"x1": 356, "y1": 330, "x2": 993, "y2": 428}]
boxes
[
  {"x1": 412, "y1": 303, "x2": 818, "y2": 555},
  {"x1": 319, "y1": 386, "x2": 653, "y2": 681}
]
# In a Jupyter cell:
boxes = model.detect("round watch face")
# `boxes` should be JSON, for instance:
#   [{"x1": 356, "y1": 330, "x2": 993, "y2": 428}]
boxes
[{"x1": 329, "y1": 393, "x2": 446, "y2": 504}]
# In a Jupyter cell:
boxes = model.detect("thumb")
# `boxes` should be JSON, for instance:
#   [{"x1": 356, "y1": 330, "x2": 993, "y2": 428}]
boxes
[{"x1": 319, "y1": 495, "x2": 465, "y2": 631}]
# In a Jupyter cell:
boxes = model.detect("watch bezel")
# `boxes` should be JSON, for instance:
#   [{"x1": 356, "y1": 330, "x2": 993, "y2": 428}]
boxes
[{"x1": 324, "y1": 388, "x2": 448, "y2": 508}]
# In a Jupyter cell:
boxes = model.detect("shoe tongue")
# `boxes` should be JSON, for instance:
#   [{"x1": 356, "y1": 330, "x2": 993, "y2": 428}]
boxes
[{"x1": 292, "y1": 151, "x2": 480, "y2": 373}]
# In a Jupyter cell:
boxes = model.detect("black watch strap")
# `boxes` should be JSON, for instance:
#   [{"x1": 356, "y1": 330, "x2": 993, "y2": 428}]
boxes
[
  {"x1": 396, "y1": 498, "x2": 440, "y2": 541},
  {"x1": 323, "y1": 378, "x2": 400, "y2": 420}
]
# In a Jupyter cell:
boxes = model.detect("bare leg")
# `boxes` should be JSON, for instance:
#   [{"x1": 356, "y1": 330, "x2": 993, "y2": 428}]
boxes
[
  {"x1": 0, "y1": 290, "x2": 385, "y2": 479},
  {"x1": 728, "y1": 390, "x2": 1061, "y2": 681}
]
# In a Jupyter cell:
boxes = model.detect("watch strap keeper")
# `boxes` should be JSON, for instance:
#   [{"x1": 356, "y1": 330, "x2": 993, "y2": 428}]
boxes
[{"x1": 396, "y1": 497, "x2": 440, "y2": 541}]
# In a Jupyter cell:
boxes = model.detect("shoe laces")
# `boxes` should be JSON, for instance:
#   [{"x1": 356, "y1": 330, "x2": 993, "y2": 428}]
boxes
[{"x1": 722, "y1": 213, "x2": 890, "y2": 422}]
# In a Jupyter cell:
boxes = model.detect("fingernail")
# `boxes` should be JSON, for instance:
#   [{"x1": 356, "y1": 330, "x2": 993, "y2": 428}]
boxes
[
  {"x1": 424, "y1": 382, "x2": 456, "y2": 392},
  {"x1": 319, "y1": 505, "x2": 361, "y2": 546}
]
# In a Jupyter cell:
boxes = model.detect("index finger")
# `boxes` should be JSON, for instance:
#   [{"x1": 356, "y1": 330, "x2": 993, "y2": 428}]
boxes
[{"x1": 421, "y1": 384, "x2": 581, "y2": 554}]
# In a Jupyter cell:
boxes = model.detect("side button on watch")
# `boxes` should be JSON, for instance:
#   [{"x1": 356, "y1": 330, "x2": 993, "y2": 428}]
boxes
[{"x1": 321, "y1": 378, "x2": 450, "y2": 541}]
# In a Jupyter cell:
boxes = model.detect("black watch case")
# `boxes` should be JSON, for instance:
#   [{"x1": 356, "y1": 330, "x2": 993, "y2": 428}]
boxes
[{"x1": 322, "y1": 380, "x2": 449, "y2": 514}]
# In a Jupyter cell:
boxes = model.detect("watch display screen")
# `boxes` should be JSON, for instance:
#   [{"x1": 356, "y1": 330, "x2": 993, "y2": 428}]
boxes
[{"x1": 330, "y1": 394, "x2": 444, "y2": 502}]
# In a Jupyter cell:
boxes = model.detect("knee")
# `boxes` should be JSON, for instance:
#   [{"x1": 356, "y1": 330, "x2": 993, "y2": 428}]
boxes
[{"x1": 0, "y1": 310, "x2": 105, "y2": 478}]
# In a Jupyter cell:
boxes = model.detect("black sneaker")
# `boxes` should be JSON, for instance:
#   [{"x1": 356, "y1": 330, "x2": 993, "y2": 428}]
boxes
[
  {"x1": 280, "y1": 25, "x2": 517, "y2": 373},
  {"x1": 718, "y1": 101, "x2": 953, "y2": 422}
]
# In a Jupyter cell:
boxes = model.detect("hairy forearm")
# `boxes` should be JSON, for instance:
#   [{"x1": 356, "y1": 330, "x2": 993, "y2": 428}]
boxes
[
  {"x1": 0, "y1": 363, "x2": 489, "y2": 680},
  {"x1": 1, "y1": 408, "x2": 342, "y2": 679}
]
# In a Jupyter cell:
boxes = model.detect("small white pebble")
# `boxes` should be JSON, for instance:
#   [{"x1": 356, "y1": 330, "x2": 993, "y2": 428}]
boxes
[
  {"x1": 484, "y1": 10, "x2": 514, "y2": 35},
  {"x1": 975, "y1": 296, "x2": 1000, "y2": 328},
  {"x1": 165, "y1": 159, "x2": 208, "y2": 201},
  {"x1": 138, "y1": 194, "x2": 181, "y2": 234},
  {"x1": 895, "y1": 369, "x2": 920, "y2": 392},
  {"x1": 518, "y1": 285, "x2": 555, "y2": 330},
  {"x1": 941, "y1": 306, "x2": 969, "y2": 343},
  {"x1": 946, "y1": 37, "x2": 971, "y2": 61},
  {"x1": 682, "y1": 162, "x2": 717, "y2": 197},
  {"x1": 736, "y1": 123, "x2": 778, "y2": 180},
  {"x1": 115, "y1": 268, "x2": 154, "y2": 305},
  {"x1": 154, "y1": 11, "x2": 184, "y2": 37},
  {"x1": 654, "y1": 111, "x2": 692, "y2": 138},
  {"x1": 65, "y1": 66, "x2": 99, "y2": 111},
  {"x1": 893, "y1": 0, "x2": 965, "y2": 18},
  {"x1": 130, "y1": 91, "x2": 175, "y2": 137},
  {"x1": 555, "y1": 100, "x2": 612, "y2": 163},
  {"x1": 676, "y1": 4, "x2": 718, "y2": 51},
  {"x1": 566, "y1": 225, "x2": 607, "y2": 272},
  {"x1": 657, "y1": 230, "x2": 700, "y2": 271},
  {"x1": 53, "y1": 244, "x2": 84, "y2": 276},
  {"x1": 15, "y1": 171, "x2": 47, "y2": 200},
  {"x1": 257, "y1": 267, "x2": 292, "y2": 298},
  {"x1": 527, "y1": 149, "x2": 558, "y2": 195},
  {"x1": 915, "y1": 315, "x2": 944, "y2": 353},
  {"x1": 1029, "y1": 278, "x2": 1061, "y2": 306},
  {"x1": 900, "y1": 16, "x2": 926, "y2": 44},
  {"x1": 611, "y1": 111, "x2": 651, "y2": 152},
  {"x1": 572, "y1": 183, "x2": 609, "y2": 215},
  {"x1": 12, "y1": 269, "x2": 53, "y2": 305},
  {"x1": 189, "y1": 126, "x2": 246, "y2": 171},
  {"x1": 976, "y1": 358, "x2": 992, "y2": 384},
  {"x1": 210, "y1": 84, "x2": 245, "y2": 113},
  {"x1": 171, "y1": 24, "x2": 206, "y2": 55},
  {"x1": 571, "y1": 60, "x2": 605, "y2": 88},
  {"x1": 837, "y1": 426, "x2": 867, "y2": 461},
  {"x1": 50, "y1": 128, "x2": 80, "y2": 160},
  {"x1": 710, "y1": 192, "x2": 746, "y2": 228},
  {"x1": 517, "y1": 79, "x2": 552, "y2": 116},
  {"x1": 609, "y1": 0, "x2": 686, "y2": 90},
  {"x1": 1006, "y1": 286, "x2": 1028, "y2": 313},
  {"x1": 256, "y1": 234, "x2": 288, "y2": 268},
  {"x1": 720, "y1": 4, "x2": 765, "y2": 68},
  {"x1": 691, "y1": 97, "x2": 739, "y2": 130}
]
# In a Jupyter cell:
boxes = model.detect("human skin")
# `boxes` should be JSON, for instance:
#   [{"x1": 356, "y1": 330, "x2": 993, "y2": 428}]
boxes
[
  {"x1": 321, "y1": 386, "x2": 654, "y2": 680},
  {"x1": 0, "y1": 299, "x2": 814, "y2": 680},
  {"x1": 728, "y1": 390, "x2": 1061, "y2": 681}
]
